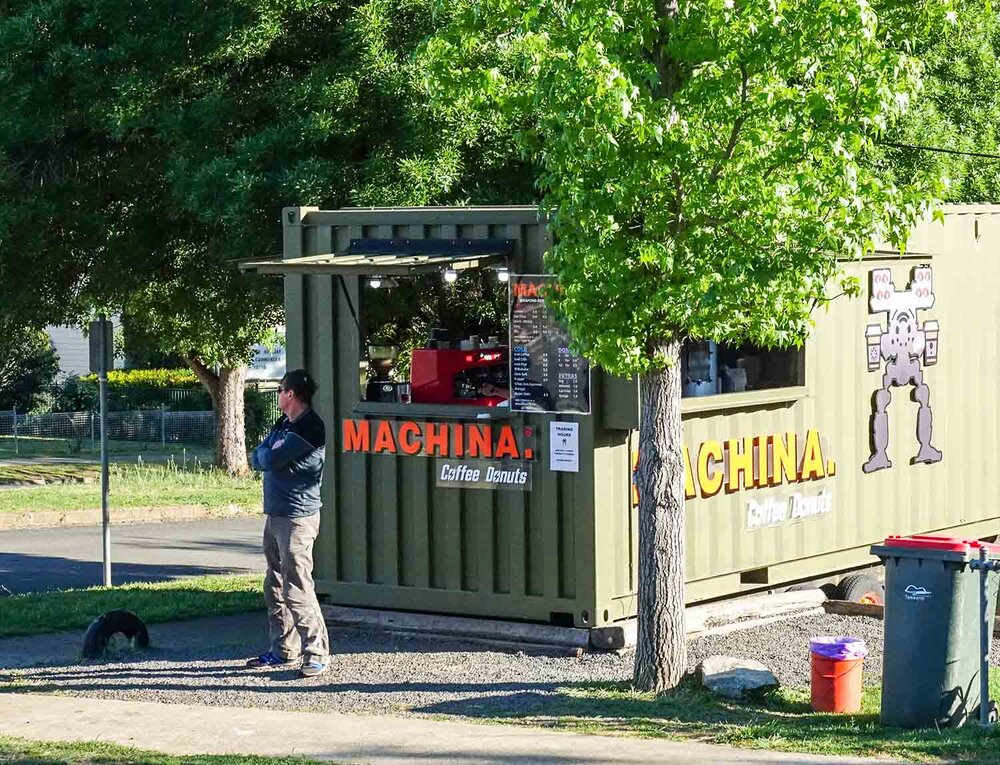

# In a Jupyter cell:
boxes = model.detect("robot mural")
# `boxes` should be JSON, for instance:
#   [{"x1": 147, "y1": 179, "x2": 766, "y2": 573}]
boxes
[{"x1": 862, "y1": 266, "x2": 943, "y2": 474}]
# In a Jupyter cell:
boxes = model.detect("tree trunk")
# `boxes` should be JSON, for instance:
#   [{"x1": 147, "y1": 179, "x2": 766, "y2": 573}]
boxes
[
  {"x1": 633, "y1": 337, "x2": 687, "y2": 693},
  {"x1": 187, "y1": 357, "x2": 249, "y2": 476}
]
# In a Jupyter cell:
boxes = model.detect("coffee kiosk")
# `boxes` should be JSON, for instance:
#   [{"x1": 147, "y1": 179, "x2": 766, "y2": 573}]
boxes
[{"x1": 242, "y1": 204, "x2": 1000, "y2": 632}]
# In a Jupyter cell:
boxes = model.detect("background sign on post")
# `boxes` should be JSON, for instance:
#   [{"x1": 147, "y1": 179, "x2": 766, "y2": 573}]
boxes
[
  {"x1": 549, "y1": 421, "x2": 580, "y2": 472},
  {"x1": 88, "y1": 319, "x2": 114, "y2": 374}
]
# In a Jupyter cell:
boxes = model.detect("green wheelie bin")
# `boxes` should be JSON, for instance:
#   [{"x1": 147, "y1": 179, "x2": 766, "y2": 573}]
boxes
[{"x1": 870, "y1": 535, "x2": 1000, "y2": 729}]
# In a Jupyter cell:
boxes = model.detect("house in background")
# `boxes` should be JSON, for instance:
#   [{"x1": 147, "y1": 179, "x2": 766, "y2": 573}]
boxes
[
  {"x1": 45, "y1": 318, "x2": 124, "y2": 377},
  {"x1": 46, "y1": 320, "x2": 282, "y2": 380}
]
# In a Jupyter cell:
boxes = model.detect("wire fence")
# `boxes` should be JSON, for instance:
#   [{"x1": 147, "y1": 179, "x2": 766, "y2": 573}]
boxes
[
  {"x1": 163, "y1": 387, "x2": 281, "y2": 428},
  {"x1": 0, "y1": 408, "x2": 215, "y2": 456},
  {"x1": 0, "y1": 388, "x2": 280, "y2": 459},
  {"x1": 166, "y1": 387, "x2": 210, "y2": 410}
]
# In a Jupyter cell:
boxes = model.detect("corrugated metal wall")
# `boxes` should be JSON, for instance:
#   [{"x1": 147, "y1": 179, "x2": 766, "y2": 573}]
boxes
[
  {"x1": 282, "y1": 203, "x2": 1000, "y2": 628},
  {"x1": 283, "y1": 207, "x2": 604, "y2": 627},
  {"x1": 601, "y1": 206, "x2": 1000, "y2": 608}
]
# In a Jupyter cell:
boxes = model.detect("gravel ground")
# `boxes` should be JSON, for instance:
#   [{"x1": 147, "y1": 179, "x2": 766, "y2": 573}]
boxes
[
  {"x1": 691, "y1": 613, "x2": 887, "y2": 687},
  {"x1": 2, "y1": 609, "x2": 998, "y2": 718}
]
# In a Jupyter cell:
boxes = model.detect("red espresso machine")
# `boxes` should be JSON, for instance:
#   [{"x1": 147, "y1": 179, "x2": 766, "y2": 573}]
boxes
[{"x1": 410, "y1": 339, "x2": 509, "y2": 407}]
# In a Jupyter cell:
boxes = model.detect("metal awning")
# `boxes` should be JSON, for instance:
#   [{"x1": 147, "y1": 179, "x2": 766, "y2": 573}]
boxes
[{"x1": 239, "y1": 238, "x2": 514, "y2": 276}]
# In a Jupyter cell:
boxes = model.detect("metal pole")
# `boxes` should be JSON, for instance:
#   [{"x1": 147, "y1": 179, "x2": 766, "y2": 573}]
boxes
[
  {"x1": 161, "y1": 404, "x2": 166, "y2": 446},
  {"x1": 99, "y1": 315, "x2": 111, "y2": 588},
  {"x1": 91, "y1": 411, "x2": 96, "y2": 452},
  {"x1": 980, "y1": 545, "x2": 992, "y2": 728},
  {"x1": 12, "y1": 406, "x2": 17, "y2": 455}
]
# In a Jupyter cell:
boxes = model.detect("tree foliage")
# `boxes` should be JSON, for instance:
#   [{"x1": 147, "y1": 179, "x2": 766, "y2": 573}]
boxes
[
  {"x1": 0, "y1": 0, "x2": 532, "y2": 471},
  {"x1": 0, "y1": 326, "x2": 60, "y2": 412},
  {"x1": 424, "y1": 0, "x2": 954, "y2": 693},
  {"x1": 0, "y1": 0, "x2": 533, "y2": 362},
  {"x1": 425, "y1": 0, "x2": 953, "y2": 376},
  {"x1": 876, "y1": 0, "x2": 1000, "y2": 201}
]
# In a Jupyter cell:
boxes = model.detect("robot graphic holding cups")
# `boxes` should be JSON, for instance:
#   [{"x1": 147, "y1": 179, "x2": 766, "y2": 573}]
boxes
[{"x1": 862, "y1": 266, "x2": 942, "y2": 474}]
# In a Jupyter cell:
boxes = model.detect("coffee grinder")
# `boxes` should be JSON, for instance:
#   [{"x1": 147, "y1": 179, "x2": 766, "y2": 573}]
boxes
[{"x1": 366, "y1": 345, "x2": 402, "y2": 403}]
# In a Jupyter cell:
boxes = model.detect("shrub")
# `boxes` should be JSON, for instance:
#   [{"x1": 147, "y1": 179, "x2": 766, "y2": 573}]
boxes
[
  {"x1": 0, "y1": 329, "x2": 60, "y2": 412},
  {"x1": 53, "y1": 369, "x2": 203, "y2": 412}
]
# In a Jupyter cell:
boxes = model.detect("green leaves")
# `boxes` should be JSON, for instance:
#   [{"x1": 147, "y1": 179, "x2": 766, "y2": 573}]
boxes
[
  {"x1": 875, "y1": 0, "x2": 1000, "y2": 204},
  {"x1": 0, "y1": 0, "x2": 533, "y2": 362},
  {"x1": 424, "y1": 0, "x2": 952, "y2": 376}
]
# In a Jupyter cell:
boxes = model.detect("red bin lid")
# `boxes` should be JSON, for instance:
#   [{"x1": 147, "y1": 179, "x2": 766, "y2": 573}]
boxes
[{"x1": 880, "y1": 535, "x2": 1000, "y2": 554}]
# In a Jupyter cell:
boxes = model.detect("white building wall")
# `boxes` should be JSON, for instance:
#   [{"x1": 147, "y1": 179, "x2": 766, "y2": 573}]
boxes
[{"x1": 46, "y1": 317, "x2": 123, "y2": 377}]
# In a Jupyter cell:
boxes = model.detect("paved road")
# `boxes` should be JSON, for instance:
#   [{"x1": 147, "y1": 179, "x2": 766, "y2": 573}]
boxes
[{"x1": 0, "y1": 516, "x2": 264, "y2": 594}]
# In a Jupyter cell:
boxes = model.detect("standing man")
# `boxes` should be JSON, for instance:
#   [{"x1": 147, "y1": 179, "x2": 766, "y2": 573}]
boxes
[{"x1": 246, "y1": 368, "x2": 330, "y2": 678}]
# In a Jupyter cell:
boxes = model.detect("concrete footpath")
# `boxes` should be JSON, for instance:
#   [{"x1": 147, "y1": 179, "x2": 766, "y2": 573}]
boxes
[{"x1": 0, "y1": 693, "x2": 890, "y2": 765}]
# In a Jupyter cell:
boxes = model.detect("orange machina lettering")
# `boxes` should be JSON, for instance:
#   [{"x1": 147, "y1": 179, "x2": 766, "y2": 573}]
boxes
[
  {"x1": 423, "y1": 423, "x2": 449, "y2": 456},
  {"x1": 342, "y1": 419, "x2": 370, "y2": 452},
  {"x1": 398, "y1": 422, "x2": 422, "y2": 455},
  {"x1": 451, "y1": 423, "x2": 465, "y2": 457},
  {"x1": 372, "y1": 420, "x2": 397, "y2": 454},
  {"x1": 494, "y1": 426, "x2": 520, "y2": 459},
  {"x1": 467, "y1": 425, "x2": 492, "y2": 458},
  {"x1": 631, "y1": 450, "x2": 640, "y2": 505}
]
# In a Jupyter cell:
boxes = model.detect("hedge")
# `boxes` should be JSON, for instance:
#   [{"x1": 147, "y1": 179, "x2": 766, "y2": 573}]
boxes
[{"x1": 53, "y1": 369, "x2": 202, "y2": 412}]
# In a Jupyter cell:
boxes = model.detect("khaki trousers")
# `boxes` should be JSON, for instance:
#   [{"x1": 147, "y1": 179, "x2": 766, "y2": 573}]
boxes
[{"x1": 263, "y1": 514, "x2": 329, "y2": 663}]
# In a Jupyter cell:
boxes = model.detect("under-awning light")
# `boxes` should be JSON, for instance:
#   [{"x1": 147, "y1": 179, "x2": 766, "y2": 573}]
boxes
[
  {"x1": 369, "y1": 277, "x2": 382, "y2": 289},
  {"x1": 496, "y1": 267, "x2": 510, "y2": 283},
  {"x1": 443, "y1": 267, "x2": 458, "y2": 284}
]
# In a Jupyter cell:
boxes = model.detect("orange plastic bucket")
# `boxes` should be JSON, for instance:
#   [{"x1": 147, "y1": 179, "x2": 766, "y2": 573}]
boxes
[{"x1": 810, "y1": 653, "x2": 864, "y2": 713}]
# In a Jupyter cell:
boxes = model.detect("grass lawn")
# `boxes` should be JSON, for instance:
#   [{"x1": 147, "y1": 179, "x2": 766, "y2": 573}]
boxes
[
  {"x1": 0, "y1": 460, "x2": 261, "y2": 514},
  {"x1": 0, "y1": 435, "x2": 215, "y2": 461},
  {"x1": 0, "y1": 463, "x2": 99, "y2": 485},
  {"x1": 0, "y1": 736, "x2": 341, "y2": 765},
  {"x1": 0, "y1": 574, "x2": 264, "y2": 638},
  {"x1": 518, "y1": 675, "x2": 1000, "y2": 763}
]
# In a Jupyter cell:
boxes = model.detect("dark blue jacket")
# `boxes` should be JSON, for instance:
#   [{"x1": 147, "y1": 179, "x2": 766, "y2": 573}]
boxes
[{"x1": 251, "y1": 408, "x2": 326, "y2": 517}]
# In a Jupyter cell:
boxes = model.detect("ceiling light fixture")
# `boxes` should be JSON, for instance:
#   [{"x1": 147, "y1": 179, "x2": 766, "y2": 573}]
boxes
[{"x1": 443, "y1": 267, "x2": 458, "y2": 284}]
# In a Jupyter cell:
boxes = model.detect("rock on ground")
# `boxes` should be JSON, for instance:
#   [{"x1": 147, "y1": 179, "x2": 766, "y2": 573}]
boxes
[{"x1": 697, "y1": 655, "x2": 779, "y2": 699}]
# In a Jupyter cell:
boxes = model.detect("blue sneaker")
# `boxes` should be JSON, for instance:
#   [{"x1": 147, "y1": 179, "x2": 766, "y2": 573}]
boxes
[
  {"x1": 300, "y1": 659, "x2": 328, "y2": 678},
  {"x1": 245, "y1": 651, "x2": 295, "y2": 669}
]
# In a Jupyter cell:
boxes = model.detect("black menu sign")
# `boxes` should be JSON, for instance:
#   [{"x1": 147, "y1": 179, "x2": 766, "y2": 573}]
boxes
[{"x1": 509, "y1": 274, "x2": 591, "y2": 414}]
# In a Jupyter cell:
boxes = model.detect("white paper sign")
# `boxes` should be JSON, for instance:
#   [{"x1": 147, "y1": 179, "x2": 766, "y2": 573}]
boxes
[{"x1": 549, "y1": 422, "x2": 580, "y2": 473}]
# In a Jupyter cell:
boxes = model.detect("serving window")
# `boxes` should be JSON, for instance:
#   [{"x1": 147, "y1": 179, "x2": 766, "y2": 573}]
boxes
[
  {"x1": 359, "y1": 268, "x2": 510, "y2": 408},
  {"x1": 681, "y1": 339, "x2": 804, "y2": 398},
  {"x1": 240, "y1": 236, "x2": 516, "y2": 411}
]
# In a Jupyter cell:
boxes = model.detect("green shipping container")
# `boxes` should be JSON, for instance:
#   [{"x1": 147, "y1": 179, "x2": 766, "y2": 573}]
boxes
[{"x1": 242, "y1": 204, "x2": 1000, "y2": 629}]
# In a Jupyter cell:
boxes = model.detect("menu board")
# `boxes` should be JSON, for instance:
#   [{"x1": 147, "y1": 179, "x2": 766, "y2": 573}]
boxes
[{"x1": 509, "y1": 274, "x2": 591, "y2": 414}]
